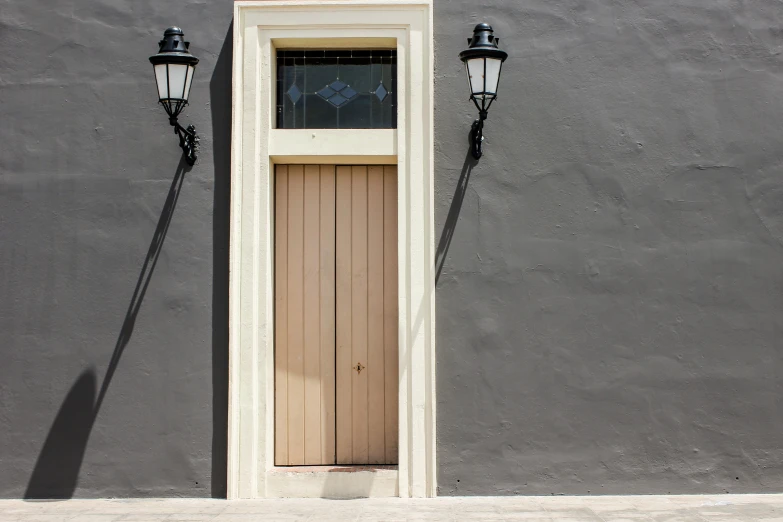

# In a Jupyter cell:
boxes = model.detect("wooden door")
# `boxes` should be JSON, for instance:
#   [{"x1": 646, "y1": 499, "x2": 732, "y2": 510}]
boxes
[{"x1": 275, "y1": 164, "x2": 398, "y2": 466}]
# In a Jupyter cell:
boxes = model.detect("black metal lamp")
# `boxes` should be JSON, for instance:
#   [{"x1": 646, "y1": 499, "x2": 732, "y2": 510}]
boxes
[
  {"x1": 149, "y1": 27, "x2": 199, "y2": 165},
  {"x1": 459, "y1": 23, "x2": 508, "y2": 160}
]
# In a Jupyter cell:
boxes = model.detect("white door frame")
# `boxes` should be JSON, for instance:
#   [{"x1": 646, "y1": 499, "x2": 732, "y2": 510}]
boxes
[{"x1": 228, "y1": 0, "x2": 435, "y2": 498}]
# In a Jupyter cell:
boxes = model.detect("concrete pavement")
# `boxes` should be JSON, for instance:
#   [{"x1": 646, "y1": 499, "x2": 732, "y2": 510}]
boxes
[{"x1": 1, "y1": 494, "x2": 783, "y2": 521}]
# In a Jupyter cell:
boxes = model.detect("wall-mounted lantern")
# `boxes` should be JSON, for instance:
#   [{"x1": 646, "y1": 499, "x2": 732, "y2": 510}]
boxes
[
  {"x1": 149, "y1": 27, "x2": 200, "y2": 165},
  {"x1": 459, "y1": 23, "x2": 508, "y2": 160}
]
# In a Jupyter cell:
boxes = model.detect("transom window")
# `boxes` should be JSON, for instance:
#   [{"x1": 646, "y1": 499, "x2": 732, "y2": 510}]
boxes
[{"x1": 276, "y1": 50, "x2": 397, "y2": 129}]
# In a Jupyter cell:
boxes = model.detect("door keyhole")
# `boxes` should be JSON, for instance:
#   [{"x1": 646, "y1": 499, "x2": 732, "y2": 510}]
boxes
[{"x1": 354, "y1": 362, "x2": 365, "y2": 375}]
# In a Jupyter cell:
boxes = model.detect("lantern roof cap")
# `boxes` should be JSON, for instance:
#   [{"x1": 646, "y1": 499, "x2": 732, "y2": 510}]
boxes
[
  {"x1": 149, "y1": 27, "x2": 199, "y2": 66},
  {"x1": 459, "y1": 23, "x2": 508, "y2": 63}
]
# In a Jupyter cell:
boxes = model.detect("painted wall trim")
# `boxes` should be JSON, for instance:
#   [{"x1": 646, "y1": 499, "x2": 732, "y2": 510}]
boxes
[
  {"x1": 269, "y1": 130, "x2": 397, "y2": 157},
  {"x1": 229, "y1": 0, "x2": 435, "y2": 499}
]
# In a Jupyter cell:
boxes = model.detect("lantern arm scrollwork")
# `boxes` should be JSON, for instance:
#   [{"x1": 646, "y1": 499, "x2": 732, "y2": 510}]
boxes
[
  {"x1": 169, "y1": 116, "x2": 199, "y2": 166},
  {"x1": 470, "y1": 109, "x2": 488, "y2": 160}
]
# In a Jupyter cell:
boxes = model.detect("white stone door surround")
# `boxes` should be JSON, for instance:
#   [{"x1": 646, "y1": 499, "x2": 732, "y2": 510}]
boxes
[{"x1": 228, "y1": 0, "x2": 435, "y2": 498}]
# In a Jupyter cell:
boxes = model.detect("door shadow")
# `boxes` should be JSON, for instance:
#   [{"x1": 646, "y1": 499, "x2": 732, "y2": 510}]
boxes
[
  {"x1": 24, "y1": 158, "x2": 191, "y2": 499},
  {"x1": 208, "y1": 20, "x2": 233, "y2": 499}
]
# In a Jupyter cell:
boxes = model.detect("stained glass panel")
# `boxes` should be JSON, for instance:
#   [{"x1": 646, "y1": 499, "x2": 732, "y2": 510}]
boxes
[{"x1": 276, "y1": 49, "x2": 397, "y2": 129}]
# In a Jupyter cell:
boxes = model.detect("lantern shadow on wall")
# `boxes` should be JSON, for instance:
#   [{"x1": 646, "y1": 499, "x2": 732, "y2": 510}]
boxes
[
  {"x1": 436, "y1": 23, "x2": 508, "y2": 283},
  {"x1": 24, "y1": 26, "x2": 211, "y2": 500},
  {"x1": 24, "y1": 158, "x2": 190, "y2": 499}
]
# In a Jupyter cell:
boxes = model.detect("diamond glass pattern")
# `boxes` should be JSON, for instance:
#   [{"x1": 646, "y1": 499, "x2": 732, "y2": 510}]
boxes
[
  {"x1": 374, "y1": 82, "x2": 388, "y2": 102},
  {"x1": 286, "y1": 84, "x2": 302, "y2": 105},
  {"x1": 317, "y1": 86, "x2": 336, "y2": 99},
  {"x1": 276, "y1": 49, "x2": 397, "y2": 129},
  {"x1": 329, "y1": 94, "x2": 349, "y2": 107},
  {"x1": 317, "y1": 80, "x2": 358, "y2": 107}
]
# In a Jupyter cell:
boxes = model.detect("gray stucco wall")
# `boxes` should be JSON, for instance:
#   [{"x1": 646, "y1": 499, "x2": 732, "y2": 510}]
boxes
[
  {"x1": 435, "y1": 1, "x2": 783, "y2": 495},
  {"x1": 0, "y1": 0, "x2": 233, "y2": 498},
  {"x1": 3, "y1": 0, "x2": 783, "y2": 500}
]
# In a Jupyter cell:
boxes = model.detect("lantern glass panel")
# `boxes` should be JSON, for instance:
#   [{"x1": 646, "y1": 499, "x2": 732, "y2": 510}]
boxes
[
  {"x1": 466, "y1": 58, "x2": 486, "y2": 96},
  {"x1": 484, "y1": 58, "x2": 502, "y2": 95},
  {"x1": 183, "y1": 64, "x2": 195, "y2": 101},
  {"x1": 166, "y1": 64, "x2": 190, "y2": 100},
  {"x1": 154, "y1": 64, "x2": 169, "y2": 99}
]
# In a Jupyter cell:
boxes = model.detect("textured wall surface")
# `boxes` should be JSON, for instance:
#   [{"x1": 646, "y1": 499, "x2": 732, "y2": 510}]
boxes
[
  {"x1": 3, "y1": 0, "x2": 783, "y2": 500},
  {"x1": 435, "y1": 0, "x2": 783, "y2": 495},
  {"x1": 0, "y1": 0, "x2": 233, "y2": 498}
]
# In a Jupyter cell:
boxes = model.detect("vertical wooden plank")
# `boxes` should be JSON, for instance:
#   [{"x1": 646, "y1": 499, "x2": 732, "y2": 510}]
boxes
[
  {"x1": 303, "y1": 165, "x2": 322, "y2": 464},
  {"x1": 351, "y1": 166, "x2": 369, "y2": 464},
  {"x1": 367, "y1": 166, "x2": 386, "y2": 463},
  {"x1": 286, "y1": 165, "x2": 305, "y2": 465},
  {"x1": 274, "y1": 166, "x2": 289, "y2": 466},
  {"x1": 383, "y1": 166, "x2": 399, "y2": 464},
  {"x1": 335, "y1": 166, "x2": 353, "y2": 464},
  {"x1": 320, "y1": 165, "x2": 337, "y2": 464}
]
